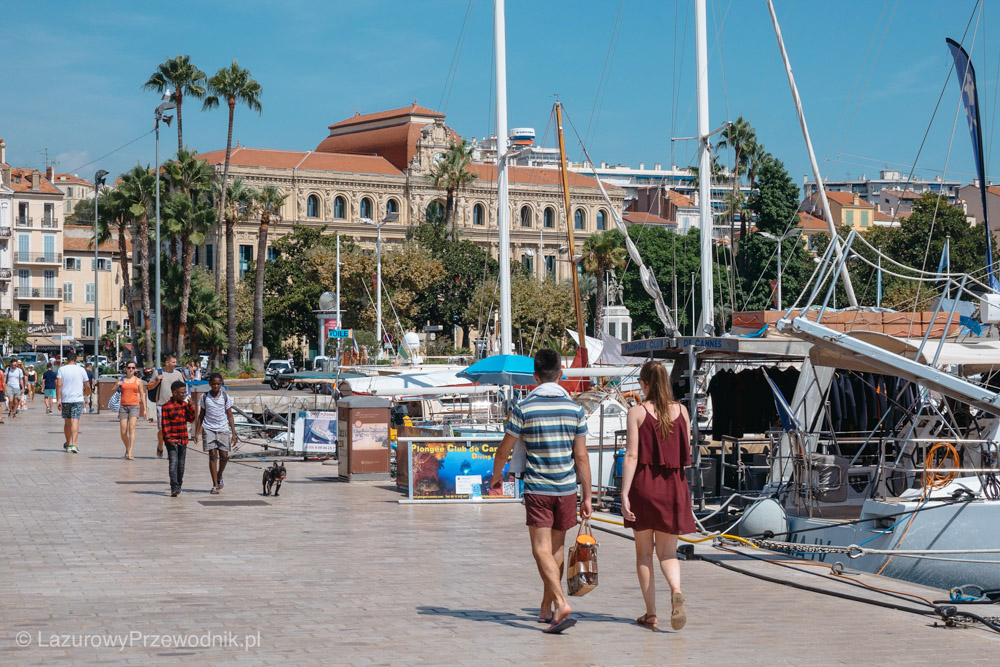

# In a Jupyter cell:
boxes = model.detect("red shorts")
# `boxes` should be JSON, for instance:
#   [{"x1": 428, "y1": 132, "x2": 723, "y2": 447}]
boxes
[{"x1": 524, "y1": 493, "x2": 578, "y2": 531}]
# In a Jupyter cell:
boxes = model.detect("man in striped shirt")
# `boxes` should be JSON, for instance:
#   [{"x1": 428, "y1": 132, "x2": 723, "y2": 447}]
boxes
[{"x1": 490, "y1": 348, "x2": 591, "y2": 634}]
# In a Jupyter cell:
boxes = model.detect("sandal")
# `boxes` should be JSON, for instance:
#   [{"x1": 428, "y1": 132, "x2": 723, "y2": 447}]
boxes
[
  {"x1": 636, "y1": 613, "x2": 658, "y2": 629},
  {"x1": 671, "y1": 592, "x2": 687, "y2": 631}
]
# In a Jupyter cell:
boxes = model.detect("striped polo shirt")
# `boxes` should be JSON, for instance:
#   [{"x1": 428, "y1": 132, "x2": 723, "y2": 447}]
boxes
[{"x1": 505, "y1": 387, "x2": 588, "y2": 496}]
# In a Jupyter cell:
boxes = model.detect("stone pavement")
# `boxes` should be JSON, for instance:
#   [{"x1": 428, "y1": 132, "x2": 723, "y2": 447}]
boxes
[{"x1": 2, "y1": 400, "x2": 1000, "y2": 666}]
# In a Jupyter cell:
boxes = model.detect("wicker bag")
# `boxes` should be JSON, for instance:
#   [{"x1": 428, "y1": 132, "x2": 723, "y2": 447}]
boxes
[{"x1": 567, "y1": 520, "x2": 598, "y2": 597}]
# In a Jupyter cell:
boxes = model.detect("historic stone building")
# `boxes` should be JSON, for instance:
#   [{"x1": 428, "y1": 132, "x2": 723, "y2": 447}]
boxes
[{"x1": 197, "y1": 103, "x2": 624, "y2": 284}]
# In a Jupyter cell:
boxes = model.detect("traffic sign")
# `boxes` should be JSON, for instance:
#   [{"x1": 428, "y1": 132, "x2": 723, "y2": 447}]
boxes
[{"x1": 327, "y1": 329, "x2": 351, "y2": 339}]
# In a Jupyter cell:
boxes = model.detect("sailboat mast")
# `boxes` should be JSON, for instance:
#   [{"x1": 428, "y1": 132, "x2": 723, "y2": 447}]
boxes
[
  {"x1": 495, "y1": 0, "x2": 513, "y2": 356},
  {"x1": 695, "y1": 0, "x2": 715, "y2": 336},
  {"x1": 766, "y1": 0, "x2": 857, "y2": 307},
  {"x1": 556, "y1": 102, "x2": 589, "y2": 363}
]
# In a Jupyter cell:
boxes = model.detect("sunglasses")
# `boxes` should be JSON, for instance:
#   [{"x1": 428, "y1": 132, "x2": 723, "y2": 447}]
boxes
[{"x1": 126, "y1": 366, "x2": 136, "y2": 370}]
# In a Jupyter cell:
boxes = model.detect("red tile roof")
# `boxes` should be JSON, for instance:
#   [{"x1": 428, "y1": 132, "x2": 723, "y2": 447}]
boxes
[
  {"x1": 874, "y1": 209, "x2": 903, "y2": 223},
  {"x1": 328, "y1": 103, "x2": 445, "y2": 130},
  {"x1": 196, "y1": 147, "x2": 403, "y2": 176},
  {"x1": 797, "y1": 211, "x2": 829, "y2": 231},
  {"x1": 623, "y1": 211, "x2": 674, "y2": 225},
  {"x1": 823, "y1": 191, "x2": 874, "y2": 208},
  {"x1": 465, "y1": 163, "x2": 617, "y2": 190},
  {"x1": 53, "y1": 173, "x2": 95, "y2": 187},
  {"x1": 62, "y1": 236, "x2": 128, "y2": 253},
  {"x1": 315, "y1": 123, "x2": 436, "y2": 172},
  {"x1": 665, "y1": 190, "x2": 695, "y2": 207},
  {"x1": 8, "y1": 168, "x2": 62, "y2": 195}
]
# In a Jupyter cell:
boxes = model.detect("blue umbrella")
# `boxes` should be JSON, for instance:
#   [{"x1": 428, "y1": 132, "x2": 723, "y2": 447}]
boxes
[{"x1": 457, "y1": 354, "x2": 536, "y2": 386}]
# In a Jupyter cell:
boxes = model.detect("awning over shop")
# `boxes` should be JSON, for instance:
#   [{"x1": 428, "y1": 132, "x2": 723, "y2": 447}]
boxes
[{"x1": 26, "y1": 336, "x2": 78, "y2": 349}]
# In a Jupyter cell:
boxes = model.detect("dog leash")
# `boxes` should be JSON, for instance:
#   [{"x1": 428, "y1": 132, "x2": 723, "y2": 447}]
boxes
[{"x1": 180, "y1": 445, "x2": 271, "y2": 471}]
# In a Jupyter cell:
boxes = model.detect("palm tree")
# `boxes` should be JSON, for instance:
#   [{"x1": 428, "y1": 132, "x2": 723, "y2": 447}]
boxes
[
  {"x1": 185, "y1": 268, "x2": 226, "y2": 360},
  {"x1": 93, "y1": 186, "x2": 141, "y2": 364},
  {"x1": 580, "y1": 232, "x2": 627, "y2": 336},
  {"x1": 163, "y1": 148, "x2": 216, "y2": 357},
  {"x1": 717, "y1": 117, "x2": 758, "y2": 245},
  {"x1": 117, "y1": 165, "x2": 158, "y2": 363},
  {"x1": 143, "y1": 55, "x2": 207, "y2": 154},
  {"x1": 250, "y1": 185, "x2": 288, "y2": 371},
  {"x1": 216, "y1": 179, "x2": 257, "y2": 371},
  {"x1": 428, "y1": 140, "x2": 477, "y2": 236},
  {"x1": 203, "y1": 61, "x2": 263, "y2": 296},
  {"x1": 687, "y1": 152, "x2": 724, "y2": 189}
]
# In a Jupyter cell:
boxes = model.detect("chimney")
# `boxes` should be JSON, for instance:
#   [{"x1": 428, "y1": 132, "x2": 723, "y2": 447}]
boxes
[
  {"x1": 0, "y1": 138, "x2": 5, "y2": 164},
  {"x1": 639, "y1": 162, "x2": 645, "y2": 170},
  {"x1": 31, "y1": 171, "x2": 40, "y2": 191},
  {"x1": 853, "y1": 193, "x2": 859, "y2": 205},
  {"x1": 45, "y1": 165, "x2": 54, "y2": 181}
]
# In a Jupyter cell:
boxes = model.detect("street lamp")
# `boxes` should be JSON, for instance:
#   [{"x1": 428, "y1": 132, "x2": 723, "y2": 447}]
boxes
[
  {"x1": 154, "y1": 92, "x2": 176, "y2": 369},
  {"x1": 360, "y1": 212, "x2": 398, "y2": 360},
  {"x1": 758, "y1": 228, "x2": 801, "y2": 310},
  {"x1": 93, "y1": 169, "x2": 108, "y2": 411}
]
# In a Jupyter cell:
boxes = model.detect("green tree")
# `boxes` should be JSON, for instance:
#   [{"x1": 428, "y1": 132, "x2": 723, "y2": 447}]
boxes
[
  {"x1": 162, "y1": 148, "x2": 216, "y2": 357},
  {"x1": 250, "y1": 185, "x2": 289, "y2": 371},
  {"x1": 581, "y1": 231, "x2": 627, "y2": 335},
  {"x1": 143, "y1": 55, "x2": 207, "y2": 154},
  {"x1": 117, "y1": 165, "x2": 158, "y2": 363},
  {"x1": 203, "y1": 61, "x2": 263, "y2": 295},
  {"x1": 746, "y1": 156, "x2": 800, "y2": 236},
  {"x1": 0, "y1": 317, "x2": 29, "y2": 352},
  {"x1": 427, "y1": 140, "x2": 477, "y2": 235},
  {"x1": 464, "y1": 273, "x2": 576, "y2": 354},
  {"x1": 215, "y1": 178, "x2": 257, "y2": 370}
]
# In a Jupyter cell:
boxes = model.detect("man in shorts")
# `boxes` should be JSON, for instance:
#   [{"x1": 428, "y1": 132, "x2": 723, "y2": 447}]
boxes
[
  {"x1": 42, "y1": 362, "x2": 58, "y2": 413},
  {"x1": 193, "y1": 373, "x2": 237, "y2": 495},
  {"x1": 490, "y1": 348, "x2": 592, "y2": 634},
  {"x1": 146, "y1": 354, "x2": 187, "y2": 457},
  {"x1": 56, "y1": 350, "x2": 90, "y2": 453},
  {"x1": 5, "y1": 359, "x2": 24, "y2": 419}
]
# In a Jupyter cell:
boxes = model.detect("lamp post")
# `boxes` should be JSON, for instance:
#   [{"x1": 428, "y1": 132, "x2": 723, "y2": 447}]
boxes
[
  {"x1": 93, "y1": 170, "x2": 108, "y2": 368},
  {"x1": 154, "y1": 93, "x2": 176, "y2": 369},
  {"x1": 360, "y1": 212, "x2": 397, "y2": 360},
  {"x1": 758, "y1": 228, "x2": 801, "y2": 310}
]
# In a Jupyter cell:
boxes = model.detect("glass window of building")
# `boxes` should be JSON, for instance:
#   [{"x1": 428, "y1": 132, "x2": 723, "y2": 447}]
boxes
[
  {"x1": 544, "y1": 207, "x2": 555, "y2": 228},
  {"x1": 473, "y1": 203, "x2": 485, "y2": 226},
  {"x1": 333, "y1": 196, "x2": 346, "y2": 219},
  {"x1": 520, "y1": 206, "x2": 532, "y2": 228},
  {"x1": 597, "y1": 209, "x2": 606, "y2": 231},
  {"x1": 360, "y1": 197, "x2": 373, "y2": 220},
  {"x1": 306, "y1": 195, "x2": 320, "y2": 218},
  {"x1": 574, "y1": 209, "x2": 585, "y2": 230},
  {"x1": 239, "y1": 244, "x2": 254, "y2": 277},
  {"x1": 386, "y1": 199, "x2": 399, "y2": 216}
]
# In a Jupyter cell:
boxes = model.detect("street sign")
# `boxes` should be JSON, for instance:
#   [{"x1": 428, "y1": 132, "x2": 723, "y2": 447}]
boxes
[
  {"x1": 327, "y1": 329, "x2": 351, "y2": 339},
  {"x1": 422, "y1": 325, "x2": 443, "y2": 333}
]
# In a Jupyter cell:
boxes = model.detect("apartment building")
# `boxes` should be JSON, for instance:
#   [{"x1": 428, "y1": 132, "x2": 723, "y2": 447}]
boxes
[
  {"x1": 61, "y1": 224, "x2": 131, "y2": 352},
  {"x1": 0, "y1": 152, "x2": 12, "y2": 318},
  {"x1": 8, "y1": 163, "x2": 65, "y2": 337},
  {"x1": 49, "y1": 170, "x2": 95, "y2": 219}
]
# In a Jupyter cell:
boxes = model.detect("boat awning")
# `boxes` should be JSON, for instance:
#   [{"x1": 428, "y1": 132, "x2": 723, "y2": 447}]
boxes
[{"x1": 809, "y1": 332, "x2": 1000, "y2": 375}]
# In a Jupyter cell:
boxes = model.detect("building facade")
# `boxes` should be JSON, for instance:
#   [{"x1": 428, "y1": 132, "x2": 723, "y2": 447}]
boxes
[
  {"x1": 802, "y1": 191, "x2": 876, "y2": 231},
  {"x1": 957, "y1": 183, "x2": 1000, "y2": 234},
  {"x1": 803, "y1": 169, "x2": 961, "y2": 206},
  {"x1": 196, "y1": 104, "x2": 626, "y2": 285},
  {"x1": 0, "y1": 140, "x2": 13, "y2": 318},
  {"x1": 8, "y1": 164, "x2": 65, "y2": 336},
  {"x1": 50, "y1": 171, "x2": 95, "y2": 219},
  {"x1": 61, "y1": 224, "x2": 131, "y2": 352}
]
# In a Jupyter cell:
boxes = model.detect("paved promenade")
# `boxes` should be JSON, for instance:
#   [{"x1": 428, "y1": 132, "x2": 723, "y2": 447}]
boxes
[{"x1": 2, "y1": 401, "x2": 1000, "y2": 665}]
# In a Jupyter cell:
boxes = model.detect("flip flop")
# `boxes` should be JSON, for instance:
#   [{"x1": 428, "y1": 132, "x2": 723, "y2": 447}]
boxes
[
  {"x1": 636, "y1": 613, "x2": 658, "y2": 629},
  {"x1": 543, "y1": 617, "x2": 577, "y2": 634},
  {"x1": 537, "y1": 617, "x2": 553, "y2": 624}
]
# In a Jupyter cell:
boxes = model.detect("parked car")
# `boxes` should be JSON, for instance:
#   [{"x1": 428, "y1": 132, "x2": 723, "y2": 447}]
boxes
[
  {"x1": 17, "y1": 352, "x2": 49, "y2": 366},
  {"x1": 264, "y1": 360, "x2": 295, "y2": 389}
]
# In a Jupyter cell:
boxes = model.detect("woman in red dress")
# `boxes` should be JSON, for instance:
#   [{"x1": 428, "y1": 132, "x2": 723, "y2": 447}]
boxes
[{"x1": 622, "y1": 361, "x2": 696, "y2": 631}]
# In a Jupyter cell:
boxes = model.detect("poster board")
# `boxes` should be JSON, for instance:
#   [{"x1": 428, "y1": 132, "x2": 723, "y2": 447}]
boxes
[
  {"x1": 405, "y1": 438, "x2": 522, "y2": 502},
  {"x1": 293, "y1": 410, "x2": 338, "y2": 454}
]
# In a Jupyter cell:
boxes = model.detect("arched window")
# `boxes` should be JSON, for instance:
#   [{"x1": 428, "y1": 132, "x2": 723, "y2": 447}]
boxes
[
  {"x1": 597, "y1": 209, "x2": 607, "y2": 231},
  {"x1": 306, "y1": 195, "x2": 320, "y2": 218},
  {"x1": 574, "y1": 208, "x2": 585, "y2": 230},
  {"x1": 473, "y1": 203, "x2": 485, "y2": 226},
  {"x1": 544, "y1": 207, "x2": 555, "y2": 229},
  {"x1": 333, "y1": 196, "x2": 346, "y2": 219},
  {"x1": 520, "y1": 205, "x2": 532, "y2": 228},
  {"x1": 386, "y1": 198, "x2": 399, "y2": 216},
  {"x1": 360, "y1": 197, "x2": 373, "y2": 220}
]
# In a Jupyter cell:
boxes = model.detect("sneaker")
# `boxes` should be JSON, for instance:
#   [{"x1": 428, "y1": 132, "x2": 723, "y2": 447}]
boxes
[
  {"x1": 210, "y1": 486, "x2": 220, "y2": 494},
  {"x1": 63, "y1": 443, "x2": 69, "y2": 451},
  {"x1": 170, "y1": 490, "x2": 180, "y2": 497},
  {"x1": 69, "y1": 446, "x2": 79, "y2": 454},
  {"x1": 217, "y1": 477, "x2": 224, "y2": 490}
]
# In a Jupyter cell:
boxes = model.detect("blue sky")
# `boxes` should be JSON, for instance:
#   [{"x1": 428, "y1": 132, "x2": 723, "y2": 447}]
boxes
[{"x1": 3, "y1": 0, "x2": 998, "y2": 192}]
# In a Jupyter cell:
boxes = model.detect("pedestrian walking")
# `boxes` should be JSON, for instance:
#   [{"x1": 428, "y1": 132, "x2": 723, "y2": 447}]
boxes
[
  {"x1": 193, "y1": 373, "x2": 237, "y2": 494},
  {"x1": 117, "y1": 362, "x2": 146, "y2": 460},
  {"x1": 489, "y1": 348, "x2": 592, "y2": 634},
  {"x1": 621, "y1": 361, "x2": 696, "y2": 632},
  {"x1": 5, "y1": 359, "x2": 25, "y2": 419},
  {"x1": 0, "y1": 363, "x2": 6, "y2": 424},
  {"x1": 56, "y1": 349, "x2": 90, "y2": 453},
  {"x1": 26, "y1": 364, "x2": 37, "y2": 404},
  {"x1": 146, "y1": 354, "x2": 187, "y2": 458},
  {"x1": 42, "y1": 362, "x2": 58, "y2": 413},
  {"x1": 160, "y1": 380, "x2": 195, "y2": 497},
  {"x1": 83, "y1": 362, "x2": 96, "y2": 413}
]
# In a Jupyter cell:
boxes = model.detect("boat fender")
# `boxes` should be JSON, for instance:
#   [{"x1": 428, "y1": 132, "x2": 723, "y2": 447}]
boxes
[{"x1": 737, "y1": 497, "x2": 788, "y2": 539}]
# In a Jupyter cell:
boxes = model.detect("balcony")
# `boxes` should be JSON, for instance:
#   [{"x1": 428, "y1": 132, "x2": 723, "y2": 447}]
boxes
[
  {"x1": 15, "y1": 216, "x2": 33, "y2": 228},
  {"x1": 14, "y1": 252, "x2": 62, "y2": 265},
  {"x1": 14, "y1": 286, "x2": 63, "y2": 300},
  {"x1": 41, "y1": 216, "x2": 59, "y2": 229},
  {"x1": 0, "y1": 268, "x2": 11, "y2": 280}
]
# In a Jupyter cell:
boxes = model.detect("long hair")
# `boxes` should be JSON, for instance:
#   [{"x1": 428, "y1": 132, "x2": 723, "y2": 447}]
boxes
[{"x1": 639, "y1": 361, "x2": 675, "y2": 438}]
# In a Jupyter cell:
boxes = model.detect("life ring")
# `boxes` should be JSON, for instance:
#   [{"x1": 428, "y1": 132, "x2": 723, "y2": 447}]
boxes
[{"x1": 620, "y1": 391, "x2": 642, "y2": 406}]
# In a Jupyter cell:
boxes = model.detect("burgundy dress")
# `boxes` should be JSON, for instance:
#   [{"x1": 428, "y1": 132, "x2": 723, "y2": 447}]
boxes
[{"x1": 623, "y1": 406, "x2": 697, "y2": 534}]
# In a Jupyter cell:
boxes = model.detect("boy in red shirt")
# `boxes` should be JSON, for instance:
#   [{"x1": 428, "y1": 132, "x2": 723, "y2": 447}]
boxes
[{"x1": 160, "y1": 380, "x2": 195, "y2": 497}]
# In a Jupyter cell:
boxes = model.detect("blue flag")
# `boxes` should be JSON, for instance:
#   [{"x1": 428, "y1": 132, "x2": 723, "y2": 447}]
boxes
[
  {"x1": 937, "y1": 236, "x2": 950, "y2": 275},
  {"x1": 946, "y1": 38, "x2": 998, "y2": 290}
]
